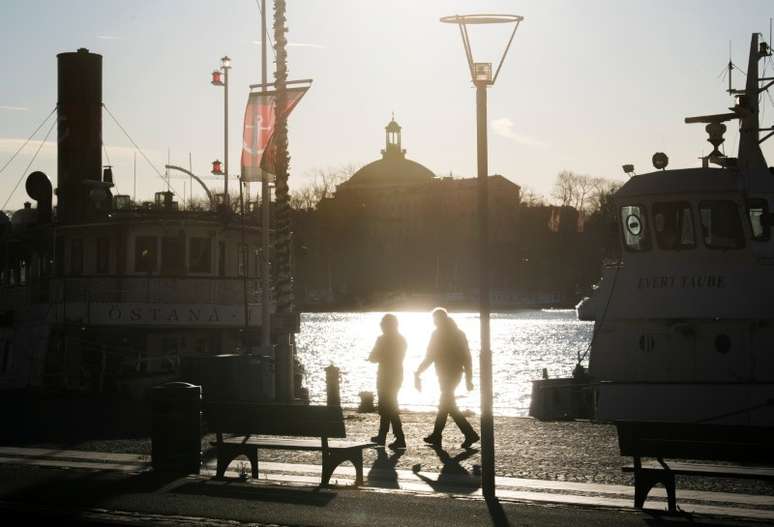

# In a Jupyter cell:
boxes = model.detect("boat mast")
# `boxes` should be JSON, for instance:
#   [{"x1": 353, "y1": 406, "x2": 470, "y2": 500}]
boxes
[
  {"x1": 685, "y1": 33, "x2": 772, "y2": 170},
  {"x1": 737, "y1": 33, "x2": 768, "y2": 170}
]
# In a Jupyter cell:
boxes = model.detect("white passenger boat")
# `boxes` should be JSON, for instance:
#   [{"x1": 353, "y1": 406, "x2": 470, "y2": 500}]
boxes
[{"x1": 583, "y1": 33, "x2": 774, "y2": 426}]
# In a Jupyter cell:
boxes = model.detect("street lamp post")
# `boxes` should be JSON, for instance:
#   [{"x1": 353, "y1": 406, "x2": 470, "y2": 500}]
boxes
[
  {"x1": 211, "y1": 56, "x2": 231, "y2": 209},
  {"x1": 440, "y1": 13, "x2": 523, "y2": 499}
]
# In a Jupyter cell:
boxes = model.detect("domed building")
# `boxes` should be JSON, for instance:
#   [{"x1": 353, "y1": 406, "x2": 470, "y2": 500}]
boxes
[
  {"x1": 296, "y1": 117, "x2": 522, "y2": 307},
  {"x1": 338, "y1": 117, "x2": 435, "y2": 191}
]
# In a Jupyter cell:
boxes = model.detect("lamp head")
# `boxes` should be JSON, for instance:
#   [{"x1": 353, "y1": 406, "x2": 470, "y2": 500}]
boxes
[
  {"x1": 221, "y1": 56, "x2": 231, "y2": 69},
  {"x1": 473, "y1": 63, "x2": 493, "y2": 85}
]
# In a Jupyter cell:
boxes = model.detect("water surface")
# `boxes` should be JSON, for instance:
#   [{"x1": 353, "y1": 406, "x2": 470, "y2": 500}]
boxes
[{"x1": 296, "y1": 310, "x2": 592, "y2": 416}]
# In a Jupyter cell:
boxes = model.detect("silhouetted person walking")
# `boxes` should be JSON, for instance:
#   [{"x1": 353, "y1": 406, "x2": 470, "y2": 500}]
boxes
[
  {"x1": 415, "y1": 308, "x2": 480, "y2": 448},
  {"x1": 368, "y1": 313, "x2": 406, "y2": 449}
]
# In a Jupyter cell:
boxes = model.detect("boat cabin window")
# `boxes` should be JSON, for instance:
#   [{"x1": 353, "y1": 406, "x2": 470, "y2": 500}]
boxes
[
  {"x1": 161, "y1": 236, "x2": 185, "y2": 275},
  {"x1": 652, "y1": 202, "x2": 695, "y2": 250},
  {"x1": 96, "y1": 238, "x2": 110, "y2": 274},
  {"x1": 698, "y1": 201, "x2": 745, "y2": 250},
  {"x1": 620, "y1": 205, "x2": 651, "y2": 251},
  {"x1": 218, "y1": 241, "x2": 226, "y2": 277},
  {"x1": 747, "y1": 198, "x2": 771, "y2": 241},
  {"x1": 189, "y1": 237, "x2": 212, "y2": 273},
  {"x1": 70, "y1": 239, "x2": 83, "y2": 275},
  {"x1": 135, "y1": 236, "x2": 158, "y2": 273}
]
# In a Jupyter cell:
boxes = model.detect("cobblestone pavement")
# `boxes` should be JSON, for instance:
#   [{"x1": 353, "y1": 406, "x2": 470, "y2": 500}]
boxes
[{"x1": 68, "y1": 410, "x2": 774, "y2": 496}]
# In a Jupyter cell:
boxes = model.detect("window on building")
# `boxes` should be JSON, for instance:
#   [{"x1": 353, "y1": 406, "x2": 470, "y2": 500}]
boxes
[
  {"x1": 1, "y1": 341, "x2": 11, "y2": 374},
  {"x1": 161, "y1": 236, "x2": 185, "y2": 275},
  {"x1": 237, "y1": 245, "x2": 246, "y2": 276},
  {"x1": 218, "y1": 241, "x2": 226, "y2": 277},
  {"x1": 70, "y1": 239, "x2": 83, "y2": 275},
  {"x1": 699, "y1": 201, "x2": 745, "y2": 250},
  {"x1": 134, "y1": 236, "x2": 158, "y2": 273},
  {"x1": 189, "y1": 237, "x2": 211, "y2": 273},
  {"x1": 96, "y1": 238, "x2": 110, "y2": 274},
  {"x1": 747, "y1": 198, "x2": 771, "y2": 241},
  {"x1": 55, "y1": 237, "x2": 64, "y2": 276},
  {"x1": 652, "y1": 202, "x2": 695, "y2": 250},
  {"x1": 620, "y1": 205, "x2": 651, "y2": 251}
]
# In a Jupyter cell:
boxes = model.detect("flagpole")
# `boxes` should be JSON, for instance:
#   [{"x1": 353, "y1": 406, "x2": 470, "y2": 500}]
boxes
[{"x1": 260, "y1": 0, "x2": 272, "y2": 350}]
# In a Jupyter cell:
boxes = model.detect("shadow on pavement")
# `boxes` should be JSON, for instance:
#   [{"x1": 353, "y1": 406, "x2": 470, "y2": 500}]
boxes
[
  {"x1": 643, "y1": 511, "x2": 754, "y2": 526},
  {"x1": 1, "y1": 467, "x2": 180, "y2": 512},
  {"x1": 486, "y1": 496, "x2": 511, "y2": 527},
  {"x1": 173, "y1": 479, "x2": 337, "y2": 506},
  {"x1": 0, "y1": 391, "x2": 151, "y2": 445},
  {"x1": 411, "y1": 445, "x2": 480, "y2": 495},
  {"x1": 367, "y1": 448, "x2": 405, "y2": 489}
]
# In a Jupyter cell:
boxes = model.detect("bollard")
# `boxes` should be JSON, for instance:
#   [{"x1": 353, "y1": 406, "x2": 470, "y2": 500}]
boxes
[
  {"x1": 151, "y1": 382, "x2": 201, "y2": 474},
  {"x1": 325, "y1": 364, "x2": 341, "y2": 408},
  {"x1": 358, "y1": 391, "x2": 375, "y2": 413}
]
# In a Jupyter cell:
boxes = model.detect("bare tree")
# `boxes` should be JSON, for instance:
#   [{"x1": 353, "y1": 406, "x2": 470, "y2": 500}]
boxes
[
  {"x1": 290, "y1": 165, "x2": 354, "y2": 211},
  {"x1": 551, "y1": 170, "x2": 578, "y2": 208},
  {"x1": 551, "y1": 171, "x2": 619, "y2": 215},
  {"x1": 519, "y1": 186, "x2": 545, "y2": 207}
]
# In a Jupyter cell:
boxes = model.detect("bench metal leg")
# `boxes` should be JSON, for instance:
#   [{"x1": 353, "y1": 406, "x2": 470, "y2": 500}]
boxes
[
  {"x1": 249, "y1": 449, "x2": 259, "y2": 479},
  {"x1": 216, "y1": 448, "x2": 238, "y2": 479},
  {"x1": 216, "y1": 454, "x2": 228, "y2": 480},
  {"x1": 352, "y1": 449, "x2": 364, "y2": 486},
  {"x1": 633, "y1": 458, "x2": 676, "y2": 512},
  {"x1": 215, "y1": 446, "x2": 259, "y2": 480},
  {"x1": 320, "y1": 448, "x2": 365, "y2": 487}
]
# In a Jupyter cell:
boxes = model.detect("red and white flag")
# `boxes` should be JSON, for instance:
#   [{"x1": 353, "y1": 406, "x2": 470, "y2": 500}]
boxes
[{"x1": 241, "y1": 86, "x2": 308, "y2": 182}]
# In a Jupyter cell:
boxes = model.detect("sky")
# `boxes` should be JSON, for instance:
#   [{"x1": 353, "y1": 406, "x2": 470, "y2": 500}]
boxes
[{"x1": 1, "y1": 0, "x2": 773, "y2": 210}]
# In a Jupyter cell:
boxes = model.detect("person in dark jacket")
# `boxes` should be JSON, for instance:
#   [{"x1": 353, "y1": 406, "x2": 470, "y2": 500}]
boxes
[
  {"x1": 415, "y1": 307, "x2": 480, "y2": 448},
  {"x1": 368, "y1": 313, "x2": 407, "y2": 449}
]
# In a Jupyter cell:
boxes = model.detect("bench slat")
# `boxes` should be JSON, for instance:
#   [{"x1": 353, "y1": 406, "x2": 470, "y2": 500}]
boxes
[
  {"x1": 623, "y1": 461, "x2": 774, "y2": 480},
  {"x1": 219, "y1": 436, "x2": 372, "y2": 451},
  {"x1": 616, "y1": 421, "x2": 774, "y2": 463}
]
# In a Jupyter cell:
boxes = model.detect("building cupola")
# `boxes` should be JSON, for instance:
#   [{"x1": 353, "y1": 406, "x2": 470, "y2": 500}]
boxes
[{"x1": 382, "y1": 114, "x2": 406, "y2": 160}]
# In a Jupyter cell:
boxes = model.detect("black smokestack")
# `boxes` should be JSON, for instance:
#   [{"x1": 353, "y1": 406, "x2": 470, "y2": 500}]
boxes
[
  {"x1": 26, "y1": 171, "x2": 52, "y2": 224},
  {"x1": 57, "y1": 48, "x2": 102, "y2": 224}
]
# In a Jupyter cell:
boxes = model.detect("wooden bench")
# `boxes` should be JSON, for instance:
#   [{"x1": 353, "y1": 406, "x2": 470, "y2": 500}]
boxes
[
  {"x1": 616, "y1": 421, "x2": 774, "y2": 511},
  {"x1": 205, "y1": 402, "x2": 373, "y2": 486}
]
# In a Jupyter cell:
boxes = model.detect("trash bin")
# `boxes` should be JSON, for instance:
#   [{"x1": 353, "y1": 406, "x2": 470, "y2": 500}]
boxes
[{"x1": 151, "y1": 381, "x2": 201, "y2": 474}]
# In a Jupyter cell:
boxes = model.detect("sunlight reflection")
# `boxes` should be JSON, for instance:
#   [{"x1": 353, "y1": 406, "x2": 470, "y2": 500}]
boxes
[{"x1": 296, "y1": 310, "x2": 593, "y2": 416}]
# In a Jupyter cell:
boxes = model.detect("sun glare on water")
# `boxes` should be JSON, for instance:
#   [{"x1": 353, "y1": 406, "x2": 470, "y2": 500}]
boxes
[{"x1": 296, "y1": 310, "x2": 592, "y2": 416}]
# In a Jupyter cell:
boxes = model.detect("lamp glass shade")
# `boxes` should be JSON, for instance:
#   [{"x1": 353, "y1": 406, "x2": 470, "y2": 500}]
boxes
[
  {"x1": 473, "y1": 62, "x2": 493, "y2": 83},
  {"x1": 221, "y1": 56, "x2": 231, "y2": 68}
]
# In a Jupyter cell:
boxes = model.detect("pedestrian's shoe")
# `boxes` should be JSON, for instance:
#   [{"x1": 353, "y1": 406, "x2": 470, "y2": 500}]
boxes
[
  {"x1": 422, "y1": 434, "x2": 442, "y2": 446},
  {"x1": 461, "y1": 432, "x2": 480, "y2": 449},
  {"x1": 388, "y1": 437, "x2": 406, "y2": 450},
  {"x1": 371, "y1": 435, "x2": 386, "y2": 446}
]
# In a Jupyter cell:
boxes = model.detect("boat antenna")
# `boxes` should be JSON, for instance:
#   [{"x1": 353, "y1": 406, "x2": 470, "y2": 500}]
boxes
[{"x1": 727, "y1": 40, "x2": 733, "y2": 95}]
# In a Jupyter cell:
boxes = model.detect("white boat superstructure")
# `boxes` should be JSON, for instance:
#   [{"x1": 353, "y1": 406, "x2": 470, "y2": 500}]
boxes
[{"x1": 582, "y1": 33, "x2": 774, "y2": 426}]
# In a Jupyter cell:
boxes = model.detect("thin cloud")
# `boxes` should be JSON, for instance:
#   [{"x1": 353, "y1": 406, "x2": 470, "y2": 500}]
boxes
[
  {"x1": 251, "y1": 40, "x2": 324, "y2": 49},
  {"x1": 491, "y1": 117, "x2": 548, "y2": 149},
  {"x1": 0, "y1": 106, "x2": 28, "y2": 111},
  {"x1": 288, "y1": 42, "x2": 325, "y2": 49},
  {"x1": 97, "y1": 35, "x2": 122, "y2": 40}
]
